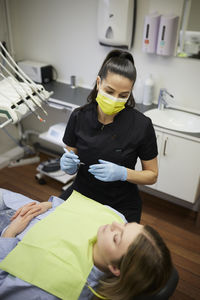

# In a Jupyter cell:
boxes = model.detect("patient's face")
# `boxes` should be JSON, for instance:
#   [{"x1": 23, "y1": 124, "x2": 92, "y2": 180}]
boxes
[{"x1": 95, "y1": 222, "x2": 143, "y2": 267}]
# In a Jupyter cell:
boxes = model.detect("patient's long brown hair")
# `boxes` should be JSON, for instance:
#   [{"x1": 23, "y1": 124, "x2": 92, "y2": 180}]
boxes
[{"x1": 92, "y1": 225, "x2": 173, "y2": 300}]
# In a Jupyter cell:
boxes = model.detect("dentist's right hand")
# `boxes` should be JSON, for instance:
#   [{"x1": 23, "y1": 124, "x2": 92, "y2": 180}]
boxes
[{"x1": 60, "y1": 148, "x2": 80, "y2": 175}]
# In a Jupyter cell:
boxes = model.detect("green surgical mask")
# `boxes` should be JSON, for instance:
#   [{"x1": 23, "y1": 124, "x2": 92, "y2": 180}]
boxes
[{"x1": 96, "y1": 88, "x2": 129, "y2": 115}]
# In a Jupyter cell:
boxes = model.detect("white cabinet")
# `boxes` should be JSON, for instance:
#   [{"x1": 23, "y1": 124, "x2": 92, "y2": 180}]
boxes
[
  {"x1": 135, "y1": 130, "x2": 162, "y2": 189},
  {"x1": 156, "y1": 131, "x2": 200, "y2": 203},
  {"x1": 135, "y1": 129, "x2": 200, "y2": 203},
  {"x1": 151, "y1": 130, "x2": 162, "y2": 189}
]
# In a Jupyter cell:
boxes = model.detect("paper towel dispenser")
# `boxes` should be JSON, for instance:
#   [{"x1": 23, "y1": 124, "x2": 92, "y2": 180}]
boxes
[{"x1": 97, "y1": 0, "x2": 136, "y2": 49}]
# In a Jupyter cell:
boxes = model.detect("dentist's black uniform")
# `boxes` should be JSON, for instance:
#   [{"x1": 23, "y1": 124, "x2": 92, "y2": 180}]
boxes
[{"x1": 61, "y1": 102, "x2": 157, "y2": 222}]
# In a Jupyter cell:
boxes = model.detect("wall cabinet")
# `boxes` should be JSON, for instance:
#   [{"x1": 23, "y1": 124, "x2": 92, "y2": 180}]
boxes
[{"x1": 136, "y1": 129, "x2": 200, "y2": 204}]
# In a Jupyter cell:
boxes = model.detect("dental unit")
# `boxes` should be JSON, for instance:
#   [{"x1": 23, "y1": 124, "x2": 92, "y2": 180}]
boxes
[{"x1": 0, "y1": 42, "x2": 53, "y2": 129}]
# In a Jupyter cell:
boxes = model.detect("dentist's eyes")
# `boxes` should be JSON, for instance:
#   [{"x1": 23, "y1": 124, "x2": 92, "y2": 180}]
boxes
[
  {"x1": 105, "y1": 90, "x2": 113, "y2": 95},
  {"x1": 104, "y1": 89, "x2": 129, "y2": 99}
]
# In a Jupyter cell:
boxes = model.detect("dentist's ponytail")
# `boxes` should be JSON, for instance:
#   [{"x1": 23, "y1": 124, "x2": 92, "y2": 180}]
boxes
[{"x1": 87, "y1": 50, "x2": 137, "y2": 108}]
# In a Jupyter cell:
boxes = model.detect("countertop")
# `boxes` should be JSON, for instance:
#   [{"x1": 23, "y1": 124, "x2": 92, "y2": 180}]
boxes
[
  {"x1": 43, "y1": 81, "x2": 91, "y2": 107},
  {"x1": 43, "y1": 81, "x2": 200, "y2": 140}
]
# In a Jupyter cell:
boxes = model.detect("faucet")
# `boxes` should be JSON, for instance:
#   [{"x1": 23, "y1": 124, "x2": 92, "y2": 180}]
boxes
[{"x1": 158, "y1": 88, "x2": 174, "y2": 110}]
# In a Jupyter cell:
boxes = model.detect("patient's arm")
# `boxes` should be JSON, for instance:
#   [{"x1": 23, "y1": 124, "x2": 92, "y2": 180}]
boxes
[
  {"x1": 2, "y1": 210, "x2": 42, "y2": 238},
  {"x1": 11, "y1": 201, "x2": 52, "y2": 221}
]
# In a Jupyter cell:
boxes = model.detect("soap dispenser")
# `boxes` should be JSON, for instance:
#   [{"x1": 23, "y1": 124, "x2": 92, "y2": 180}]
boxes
[
  {"x1": 156, "y1": 15, "x2": 179, "y2": 56},
  {"x1": 143, "y1": 74, "x2": 155, "y2": 106}
]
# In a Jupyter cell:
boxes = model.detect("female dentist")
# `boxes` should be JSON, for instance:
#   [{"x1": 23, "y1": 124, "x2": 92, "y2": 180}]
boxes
[{"x1": 60, "y1": 50, "x2": 158, "y2": 222}]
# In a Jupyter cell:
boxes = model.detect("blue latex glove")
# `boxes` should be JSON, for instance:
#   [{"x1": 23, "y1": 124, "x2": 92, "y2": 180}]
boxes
[
  {"x1": 60, "y1": 149, "x2": 80, "y2": 175},
  {"x1": 88, "y1": 159, "x2": 127, "y2": 182}
]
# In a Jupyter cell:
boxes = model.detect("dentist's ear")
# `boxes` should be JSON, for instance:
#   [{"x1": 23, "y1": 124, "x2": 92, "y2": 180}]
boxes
[
  {"x1": 108, "y1": 264, "x2": 120, "y2": 277},
  {"x1": 96, "y1": 76, "x2": 101, "y2": 90}
]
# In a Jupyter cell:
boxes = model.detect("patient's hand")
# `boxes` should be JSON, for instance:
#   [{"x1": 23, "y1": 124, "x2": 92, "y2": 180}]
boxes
[
  {"x1": 11, "y1": 202, "x2": 52, "y2": 221},
  {"x1": 2, "y1": 210, "x2": 41, "y2": 238}
]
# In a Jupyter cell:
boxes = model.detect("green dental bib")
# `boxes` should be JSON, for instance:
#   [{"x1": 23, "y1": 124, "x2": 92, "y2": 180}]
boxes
[{"x1": 0, "y1": 191, "x2": 124, "y2": 299}]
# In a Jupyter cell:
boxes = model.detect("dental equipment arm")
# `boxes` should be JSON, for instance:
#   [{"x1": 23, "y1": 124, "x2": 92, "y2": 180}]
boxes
[{"x1": 0, "y1": 42, "x2": 53, "y2": 129}]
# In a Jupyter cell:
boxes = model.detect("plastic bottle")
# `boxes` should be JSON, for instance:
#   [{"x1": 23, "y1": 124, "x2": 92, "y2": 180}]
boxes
[
  {"x1": 143, "y1": 74, "x2": 155, "y2": 105},
  {"x1": 133, "y1": 77, "x2": 143, "y2": 104}
]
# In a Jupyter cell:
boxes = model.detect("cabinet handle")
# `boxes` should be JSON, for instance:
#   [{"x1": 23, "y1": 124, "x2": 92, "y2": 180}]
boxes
[{"x1": 163, "y1": 137, "x2": 168, "y2": 156}]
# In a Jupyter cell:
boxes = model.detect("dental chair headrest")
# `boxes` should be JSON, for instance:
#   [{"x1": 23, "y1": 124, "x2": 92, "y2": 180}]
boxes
[{"x1": 134, "y1": 267, "x2": 179, "y2": 300}]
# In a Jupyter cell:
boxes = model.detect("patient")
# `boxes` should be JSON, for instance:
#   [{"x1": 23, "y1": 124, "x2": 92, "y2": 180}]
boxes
[{"x1": 0, "y1": 189, "x2": 173, "y2": 300}]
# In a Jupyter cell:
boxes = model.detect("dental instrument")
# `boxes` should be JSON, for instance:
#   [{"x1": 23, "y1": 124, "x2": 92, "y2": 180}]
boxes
[
  {"x1": 0, "y1": 42, "x2": 52, "y2": 128},
  {"x1": 0, "y1": 50, "x2": 48, "y2": 116},
  {"x1": 0, "y1": 70, "x2": 45, "y2": 123},
  {"x1": 0, "y1": 75, "x2": 46, "y2": 126},
  {"x1": 0, "y1": 42, "x2": 50, "y2": 102},
  {"x1": 63, "y1": 147, "x2": 85, "y2": 165}
]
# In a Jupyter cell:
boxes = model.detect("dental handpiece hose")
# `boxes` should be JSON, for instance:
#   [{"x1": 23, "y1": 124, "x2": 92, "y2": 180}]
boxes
[
  {"x1": 0, "y1": 49, "x2": 47, "y2": 116},
  {"x1": 0, "y1": 68, "x2": 45, "y2": 122},
  {"x1": 0, "y1": 42, "x2": 47, "y2": 102}
]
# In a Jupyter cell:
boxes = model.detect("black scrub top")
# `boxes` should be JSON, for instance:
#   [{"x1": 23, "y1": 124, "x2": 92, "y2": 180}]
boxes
[{"x1": 63, "y1": 102, "x2": 158, "y2": 222}]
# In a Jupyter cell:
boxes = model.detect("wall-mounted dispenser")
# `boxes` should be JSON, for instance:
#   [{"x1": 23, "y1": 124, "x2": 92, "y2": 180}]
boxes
[
  {"x1": 142, "y1": 13, "x2": 161, "y2": 54},
  {"x1": 156, "y1": 15, "x2": 179, "y2": 56},
  {"x1": 97, "y1": 0, "x2": 136, "y2": 49}
]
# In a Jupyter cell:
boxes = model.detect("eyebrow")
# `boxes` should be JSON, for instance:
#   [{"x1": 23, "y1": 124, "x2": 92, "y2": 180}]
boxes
[{"x1": 105, "y1": 85, "x2": 130, "y2": 94}]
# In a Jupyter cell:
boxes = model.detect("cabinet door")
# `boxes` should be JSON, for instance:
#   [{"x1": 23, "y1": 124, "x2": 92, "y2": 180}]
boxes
[
  {"x1": 135, "y1": 130, "x2": 162, "y2": 189},
  {"x1": 156, "y1": 134, "x2": 200, "y2": 203}
]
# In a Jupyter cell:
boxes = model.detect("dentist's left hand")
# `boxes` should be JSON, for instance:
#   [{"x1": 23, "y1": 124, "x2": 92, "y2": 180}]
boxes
[
  {"x1": 60, "y1": 149, "x2": 80, "y2": 175},
  {"x1": 89, "y1": 159, "x2": 127, "y2": 182}
]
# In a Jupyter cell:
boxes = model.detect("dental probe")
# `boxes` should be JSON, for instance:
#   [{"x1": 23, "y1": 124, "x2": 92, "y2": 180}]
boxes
[{"x1": 63, "y1": 147, "x2": 85, "y2": 165}]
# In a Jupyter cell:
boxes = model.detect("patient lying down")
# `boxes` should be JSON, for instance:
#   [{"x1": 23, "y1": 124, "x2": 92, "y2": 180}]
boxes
[{"x1": 0, "y1": 188, "x2": 173, "y2": 300}]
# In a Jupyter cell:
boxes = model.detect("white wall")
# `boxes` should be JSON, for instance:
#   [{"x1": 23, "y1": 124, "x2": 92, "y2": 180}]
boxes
[
  {"x1": 8, "y1": 0, "x2": 108, "y2": 87},
  {"x1": 7, "y1": 0, "x2": 200, "y2": 111},
  {"x1": 0, "y1": 0, "x2": 10, "y2": 46}
]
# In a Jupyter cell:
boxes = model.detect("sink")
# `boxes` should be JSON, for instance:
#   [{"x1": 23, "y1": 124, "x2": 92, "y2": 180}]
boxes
[{"x1": 144, "y1": 109, "x2": 200, "y2": 133}]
